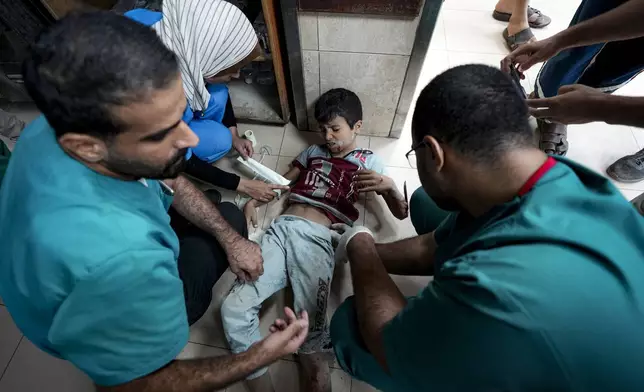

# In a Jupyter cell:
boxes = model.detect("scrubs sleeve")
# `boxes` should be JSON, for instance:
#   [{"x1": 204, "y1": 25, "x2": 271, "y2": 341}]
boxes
[{"x1": 48, "y1": 247, "x2": 189, "y2": 387}]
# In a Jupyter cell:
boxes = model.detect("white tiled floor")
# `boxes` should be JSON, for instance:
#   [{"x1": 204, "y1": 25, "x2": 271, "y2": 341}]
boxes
[{"x1": 2, "y1": 0, "x2": 643, "y2": 391}]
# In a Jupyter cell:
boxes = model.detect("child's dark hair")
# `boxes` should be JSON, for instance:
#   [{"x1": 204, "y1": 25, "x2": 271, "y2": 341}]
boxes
[{"x1": 314, "y1": 88, "x2": 363, "y2": 128}]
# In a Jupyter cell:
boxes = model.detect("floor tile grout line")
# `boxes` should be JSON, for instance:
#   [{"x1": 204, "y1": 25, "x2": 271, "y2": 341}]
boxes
[
  {"x1": 628, "y1": 128, "x2": 642, "y2": 150},
  {"x1": 276, "y1": 124, "x2": 288, "y2": 157},
  {"x1": 187, "y1": 339, "x2": 230, "y2": 351},
  {"x1": 186, "y1": 340, "x2": 230, "y2": 351},
  {"x1": 0, "y1": 335, "x2": 23, "y2": 381}
]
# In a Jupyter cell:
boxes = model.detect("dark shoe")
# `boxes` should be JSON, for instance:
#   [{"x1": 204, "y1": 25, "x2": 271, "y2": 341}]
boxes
[
  {"x1": 502, "y1": 27, "x2": 535, "y2": 51},
  {"x1": 606, "y1": 149, "x2": 644, "y2": 183},
  {"x1": 493, "y1": 6, "x2": 552, "y2": 29},
  {"x1": 631, "y1": 192, "x2": 644, "y2": 216},
  {"x1": 204, "y1": 188, "x2": 222, "y2": 204},
  {"x1": 537, "y1": 119, "x2": 568, "y2": 156}
]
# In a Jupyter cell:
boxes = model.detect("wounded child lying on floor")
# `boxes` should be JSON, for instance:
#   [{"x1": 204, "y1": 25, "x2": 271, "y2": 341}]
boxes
[{"x1": 220, "y1": 88, "x2": 408, "y2": 392}]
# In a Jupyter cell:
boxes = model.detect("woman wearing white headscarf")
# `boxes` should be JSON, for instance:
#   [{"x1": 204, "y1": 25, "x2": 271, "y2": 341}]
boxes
[{"x1": 126, "y1": 0, "x2": 286, "y2": 203}]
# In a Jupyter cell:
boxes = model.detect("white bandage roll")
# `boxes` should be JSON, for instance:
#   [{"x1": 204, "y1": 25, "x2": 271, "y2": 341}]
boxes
[{"x1": 243, "y1": 130, "x2": 257, "y2": 148}]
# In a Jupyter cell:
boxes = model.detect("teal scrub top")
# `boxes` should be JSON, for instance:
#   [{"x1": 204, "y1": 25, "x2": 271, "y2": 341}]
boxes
[
  {"x1": 382, "y1": 157, "x2": 644, "y2": 391},
  {"x1": 0, "y1": 116, "x2": 188, "y2": 386}
]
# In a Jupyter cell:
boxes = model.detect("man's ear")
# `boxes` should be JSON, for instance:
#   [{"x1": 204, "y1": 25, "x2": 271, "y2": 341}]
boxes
[
  {"x1": 58, "y1": 133, "x2": 108, "y2": 163},
  {"x1": 352, "y1": 120, "x2": 363, "y2": 134},
  {"x1": 424, "y1": 135, "x2": 445, "y2": 172}
]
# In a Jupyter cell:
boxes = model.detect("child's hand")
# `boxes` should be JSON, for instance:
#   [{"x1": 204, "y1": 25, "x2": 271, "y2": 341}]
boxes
[
  {"x1": 244, "y1": 200, "x2": 259, "y2": 228},
  {"x1": 353, "y1": 171, "x2": 395, "y2": 195}
]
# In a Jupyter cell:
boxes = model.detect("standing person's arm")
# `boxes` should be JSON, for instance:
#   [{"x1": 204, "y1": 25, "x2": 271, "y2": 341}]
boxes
[
  {"x1": 502, "y1": 0, "x2": 644, "y2": 72},
  {"x1": 526, "y1": 84, "x2": 644, "y2": 127},
  {"x1": 168, "y1": 175, "x2": 263, "y2": 281},
  {"x1": 99, "y1": 308, "x2": 309, "y2": 392}
]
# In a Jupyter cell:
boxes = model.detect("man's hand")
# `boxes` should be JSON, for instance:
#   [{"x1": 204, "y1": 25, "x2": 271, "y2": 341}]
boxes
[
  {"x1": 253, "y1": 307, "x2": 309, "y2": 362},
  {"x1": 231, "y1": 127, "x2": 254, "y2": 159},
  {"x1": 353, "y1": 171, "x2": 395, "y2": 195},
  {"x1": 331, "y1": 223, "x2": 373, "y2": 263},
  {"x1": 501, "y1": 36, "x2": 563, "y2": 75},
  {"x1": 227, "y1": 237, "x2": 264, "y2": 281},
  {"x1": 526, "y1": 84, "x2": 606, "y2": 124},
  {"x1": 237, "y1": 178, "x2": 289, "y2": 203}
]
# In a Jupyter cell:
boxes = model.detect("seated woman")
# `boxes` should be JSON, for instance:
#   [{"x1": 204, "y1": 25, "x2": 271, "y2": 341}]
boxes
[{"x1": 125, "y1": 0, "x2": 284, "y2": 202}]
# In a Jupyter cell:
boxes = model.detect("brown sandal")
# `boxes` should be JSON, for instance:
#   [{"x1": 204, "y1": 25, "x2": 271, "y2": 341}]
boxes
[
  {"x1": 537, "y1": 119, "x2": 568, "y2": 156},
  {"x1": 502, "y1": 27, "x2": 536, "y2": 51}
]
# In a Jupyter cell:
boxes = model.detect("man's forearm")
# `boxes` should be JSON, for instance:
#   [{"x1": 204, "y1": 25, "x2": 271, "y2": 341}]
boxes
[
  {"x1": 556, "y1": 0, "x2": 644, "y2": 50},
  {"x1": 601, "y1": 95, "x2": 644, "y2": 128},
  {"x1": 171, "y1": 175, "x2": 241, "y2": 248},
  {"x1": 100, "y1": 346, "x2": 270, "y2": 392},
  {"x1": 348, "y1": 234, "x2": 407, "y2": 372},
  {"x1": 375, "y1": 233, "x2": 436, "y2": 276}
]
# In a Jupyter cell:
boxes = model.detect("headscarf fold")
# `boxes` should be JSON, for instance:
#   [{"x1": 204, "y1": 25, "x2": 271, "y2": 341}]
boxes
[{"x1": 155, "y1": 0, "x2": 258, "y2": 111}]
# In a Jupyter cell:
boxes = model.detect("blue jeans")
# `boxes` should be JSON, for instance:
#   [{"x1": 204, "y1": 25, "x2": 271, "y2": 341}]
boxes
[
  {"x1": 536, "y1": 0, "x2": 644, "y2": 98},
  {"x1": 221, "y1": 215, "x2": 335, "y2": 379}
]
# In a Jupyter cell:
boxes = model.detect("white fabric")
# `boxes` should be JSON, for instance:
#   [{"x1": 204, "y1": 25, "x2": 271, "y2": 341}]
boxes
[
  {"x1": 154, "y1": 0, "x2": 258, "y2": 111},
  {"x1": 330, "y1": 223, "x2": 373, "y2": 264}
]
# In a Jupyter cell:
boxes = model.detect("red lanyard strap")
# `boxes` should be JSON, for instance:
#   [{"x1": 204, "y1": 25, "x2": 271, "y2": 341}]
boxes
[{"x1": 517, "y1": 156, "x2": 557, "y2": 197}]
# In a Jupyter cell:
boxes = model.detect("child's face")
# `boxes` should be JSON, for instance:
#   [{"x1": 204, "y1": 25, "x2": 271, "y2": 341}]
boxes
[{"x1": 319, "y1": 116, "x2": 362, "y2": 154}]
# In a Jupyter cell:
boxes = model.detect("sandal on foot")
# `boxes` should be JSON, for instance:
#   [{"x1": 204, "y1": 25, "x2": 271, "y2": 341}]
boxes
[
  {"x1": 493, "y1": 6, "x2": 552, "y2": 29},
  {"x1": 606, "y1": 148, "x2": 644, "y2": 183},
  {"x1": 503, "y1": 27, "x2": 536, "y2": 51},
  {"x1": 537, "y1": 119, "x2": 568, "y2": 156}
]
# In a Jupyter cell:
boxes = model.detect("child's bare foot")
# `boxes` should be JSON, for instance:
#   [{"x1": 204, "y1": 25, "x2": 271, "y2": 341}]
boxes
[
  {"x1": 246, "y1": 372, "x2": 276, "y2": 392},
  {"x1": 300, "y1": 353, "x2": 332, "y2": 392}
]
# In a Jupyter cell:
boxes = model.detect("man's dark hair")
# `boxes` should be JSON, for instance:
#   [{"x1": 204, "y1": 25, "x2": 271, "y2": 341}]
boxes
[
  {"x1": 22, "y1": 11, "x2": 178, "y2": 138},
  {"x1": 315, "y1": 88, "x2": 363, "y2": 128},
  {"x1": 412, "y1": 64, "x2": 533, "y2": 163}
]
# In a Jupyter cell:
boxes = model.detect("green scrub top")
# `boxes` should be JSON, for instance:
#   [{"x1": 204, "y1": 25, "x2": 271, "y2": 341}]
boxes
[
  {"x1": 382, "y1": 157, "x2": 644, "y2": 391},
  {"x1": 0, "y1": 116, "x2": 188, "y2": 386}
]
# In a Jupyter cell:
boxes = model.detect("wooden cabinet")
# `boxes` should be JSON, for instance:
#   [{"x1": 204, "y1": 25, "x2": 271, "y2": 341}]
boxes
[{"x1": 227, "y1": 0, "x2": 291, "y2": 124}]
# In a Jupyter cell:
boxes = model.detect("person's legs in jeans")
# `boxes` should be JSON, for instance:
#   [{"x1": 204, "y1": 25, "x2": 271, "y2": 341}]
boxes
[
  {"x1": 282, "y1": 217, "x2": 336, "y2": 392},
  {"x1": 171, "y1": 197, "x2": 248, "y2": 325},
  {"x1": 220, "y1": 219, "x2": 291, "y2": 392},
  {"x1": 534, "y1": 0, "x2": 644, "y2": 159},
  {"x1": 409, "y1": 187, "x2": 450, "y2": 235}
]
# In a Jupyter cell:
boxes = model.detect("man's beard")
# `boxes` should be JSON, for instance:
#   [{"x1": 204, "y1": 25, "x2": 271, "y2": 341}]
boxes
[{"x1": 105, "y1": 148, "x2": 188, "y2": 180}]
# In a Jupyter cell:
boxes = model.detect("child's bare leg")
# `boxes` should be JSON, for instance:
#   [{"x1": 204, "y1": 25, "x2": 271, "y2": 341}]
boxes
[
  {"x1": 300, "y1": 353, "x2": 332, "y2": 392},
  {"x1": 246, "y1": 372, "x2": 276, "y2": 392}
]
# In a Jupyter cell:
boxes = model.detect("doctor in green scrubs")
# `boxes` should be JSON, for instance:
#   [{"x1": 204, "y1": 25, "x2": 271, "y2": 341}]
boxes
[
  {"x1": 331, "y1": 64, "x2": 644, "y2": 391},
  {"x1": 0, "y1": 12, "x2": 308, "y2": 392}
]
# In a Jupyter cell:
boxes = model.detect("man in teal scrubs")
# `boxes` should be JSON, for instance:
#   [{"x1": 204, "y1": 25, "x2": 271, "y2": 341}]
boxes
[
  {"x1": 0, "y1": 12, "x2": 308, "y2": 391},
  {"x1": 331, "y1": 64, "x2": 644, "y2": 391}
]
